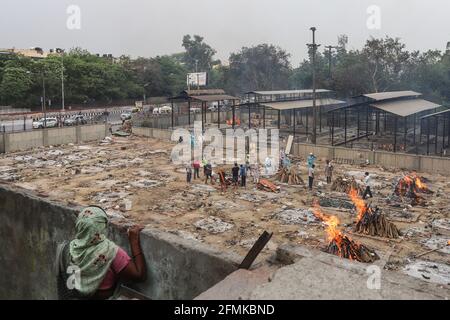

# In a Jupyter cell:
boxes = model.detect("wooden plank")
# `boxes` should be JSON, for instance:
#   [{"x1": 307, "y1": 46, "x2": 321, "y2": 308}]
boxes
[
  {"x1": 285, "y1": 135, "x2": 294, "y2": 155},
  {"x1": 239, "y1": 231, "x2": 273, "y2": 270}
]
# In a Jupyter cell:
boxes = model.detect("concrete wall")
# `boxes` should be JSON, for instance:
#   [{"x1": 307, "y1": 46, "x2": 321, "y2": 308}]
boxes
[
  {"x1": 132, "y1": 127, "x2": 450, "y2": 175},
  {"x1": 0, "y1": 185, "x2": 239, "y2": 300},
  {"x1": 0, "y1": 124, "x2": 108, "y2": 153},
  {"x1": 293, "y1": 142, "x2": 450, "y2": 174}
]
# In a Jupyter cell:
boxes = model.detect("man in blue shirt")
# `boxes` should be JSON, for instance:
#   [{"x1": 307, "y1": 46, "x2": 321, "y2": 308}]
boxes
[
  {"x1": 239, "y1": 164, "x2": 247, "y2": 187},
  {"x1": 307, "y1": 153, "x2": 316, "y2": 168}
]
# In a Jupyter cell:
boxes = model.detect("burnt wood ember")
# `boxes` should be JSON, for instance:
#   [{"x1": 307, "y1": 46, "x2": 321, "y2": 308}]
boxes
[
  {"x1": 325, "y1": 234, "x2": 379, "y2": 263},
  {"x1": 354, "y1": 205, "x2": 401, "y2": 238}
]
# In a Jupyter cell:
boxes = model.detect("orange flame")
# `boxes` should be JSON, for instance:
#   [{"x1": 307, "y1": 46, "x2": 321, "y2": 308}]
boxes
[
  {"x1": 348, "y1": 187, "x2": 367, "y2": 222},
  {"x1": 412, "y1": 174, "x2": 427, "y2": 190},
  {"x1": 312, "y1": 201, "x2": 342, "y2": 243}
]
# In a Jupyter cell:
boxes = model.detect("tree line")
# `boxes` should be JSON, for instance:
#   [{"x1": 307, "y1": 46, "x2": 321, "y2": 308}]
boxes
[{"x1": 1, "y1": 34, "x2": 449, "y2": 108}]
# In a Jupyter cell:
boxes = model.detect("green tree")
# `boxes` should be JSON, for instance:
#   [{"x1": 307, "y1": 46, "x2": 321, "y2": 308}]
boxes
[
  {"x1": 227, "y1": 44, "x2": 291, "y2": 93},
  {"x1": 182, "y1": 35, "x2": 218, "y2": 72}
]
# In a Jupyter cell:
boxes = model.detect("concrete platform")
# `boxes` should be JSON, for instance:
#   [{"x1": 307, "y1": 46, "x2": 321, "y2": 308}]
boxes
[
  {"x1": 195, "y1": 265, "x2": 277, "y2": 300},
  {"x1": 195, "y1": 244, "x2": 449, "y2": 300}
]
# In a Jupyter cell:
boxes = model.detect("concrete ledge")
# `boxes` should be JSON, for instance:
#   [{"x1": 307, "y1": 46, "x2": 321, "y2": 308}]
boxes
[
  {"x1": 0, "y1": 184, "x2": 240, "y2": 299},
  {"x1": 259, "y1": 244, "x2": 449, "y2": 300}
]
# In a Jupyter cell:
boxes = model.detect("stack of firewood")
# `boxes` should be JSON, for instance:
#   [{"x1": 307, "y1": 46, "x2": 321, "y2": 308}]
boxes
[
  {"x1": 274, "y1": 166, "x2": 305, "y2": 185},
  {"x1": 326, "y1": 234, "x2": 379, "y2": 263},
  {"x1": 354, "y1": 205, "x2": 401, "y2": 238},
  {"x1": 331, "y1": 176, "x2": 362, "y2": 194}
]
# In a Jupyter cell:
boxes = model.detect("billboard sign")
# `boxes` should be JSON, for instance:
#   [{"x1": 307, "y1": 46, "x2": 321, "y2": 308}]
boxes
[{"x1": 187, "y1": 72, "x2": 207, "y2": 87}]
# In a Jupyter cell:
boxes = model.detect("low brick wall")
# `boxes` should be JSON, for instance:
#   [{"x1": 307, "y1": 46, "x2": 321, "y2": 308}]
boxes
[{"x1": 0, "y1": 185, "x2": 239, "y2": 300}]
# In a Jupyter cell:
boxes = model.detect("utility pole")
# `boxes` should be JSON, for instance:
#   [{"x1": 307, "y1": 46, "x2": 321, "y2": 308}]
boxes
[
  {"x1": 308, "y1": 27, "x2": 320, "y2": 144},
  {"x1": 195, "y1": 59, "x2": 199, "y2": 90},
  {"x1": 42, "y1": 72, "x2": 47, "y2": 128},
  {"x1": 325, "y1": 45, "x2": 338, "y2": 79},
  {"x1": 61, "y1": 50, "x2": 65, "y2": 111}
]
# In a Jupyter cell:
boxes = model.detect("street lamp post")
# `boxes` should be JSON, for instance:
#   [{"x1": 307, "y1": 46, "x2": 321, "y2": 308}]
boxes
[
  {"x1": 42, "y1": 72, "x2": 47, "y2": 128},
  {"x1": 308, "y1": 27, "x2": 320, "y2": 144},
  {"x1": 56, "y1": 48, "x2": 65, "y2": 111}
]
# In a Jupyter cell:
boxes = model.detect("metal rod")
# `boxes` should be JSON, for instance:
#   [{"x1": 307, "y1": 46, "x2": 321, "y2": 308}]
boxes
[
  {"x1": 394, "y1": 116, "x2": 397, "y2": 153},
  {"x1": 427, "y1": 117, "x2": 430, "y2": 155},
  {"x1": 404, "y1": 117, "x2": 407, "y2": 152},
  {"x1": 344, "y1": 108, "x2": 347, "y2": 146},
  {"x1": 278, "y1": 110, "x2": 281, "y2": 130},
  {"x1": 331, "y1": 111, "x2": 334, "y2": 145},
  {"x1": 217, "y1": 100, "x2": 220, "y2": 129},
  {"x1": 435, "y1": 116, "x2": 438, "y2": 154},
  {"x1": 171, "y1": 100, "x2": 174, "y2": 129}
]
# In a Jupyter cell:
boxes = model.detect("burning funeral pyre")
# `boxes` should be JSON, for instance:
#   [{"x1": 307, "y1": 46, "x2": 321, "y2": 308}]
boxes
[
  {"x1": 349, "y1": 188, "x2": 401, "y2": 238},
  {"x1": 312, "y1": 202, "x2": 379, "y2": 263},
  {"x1": 394, "y1": 174, "x2": 432, "y2": 206}
]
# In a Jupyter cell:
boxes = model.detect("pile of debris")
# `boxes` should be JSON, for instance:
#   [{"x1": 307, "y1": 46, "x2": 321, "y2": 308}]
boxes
[
  {"x1": 331, "y1": 176, "x2": 362, "y2": 194},
  {"x1": 349, "y1": 188, "x2": 401, "y2": 238},
  {"x1": 274, "y1": 166, "x2": 304, "y2": 186}
]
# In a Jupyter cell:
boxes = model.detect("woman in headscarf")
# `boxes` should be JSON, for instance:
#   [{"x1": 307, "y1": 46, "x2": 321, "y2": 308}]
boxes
[{"x1": 57, "y1": 206, "x2": 146, "y2": 299}]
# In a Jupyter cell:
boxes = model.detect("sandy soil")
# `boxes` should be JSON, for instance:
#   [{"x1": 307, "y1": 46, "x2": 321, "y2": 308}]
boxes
[{"x1": 1, "y1": 134, "x2": 449, "y2": 284}]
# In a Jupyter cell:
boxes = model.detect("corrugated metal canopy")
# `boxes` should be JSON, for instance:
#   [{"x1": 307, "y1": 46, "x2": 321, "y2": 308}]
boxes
[
  {"x1": 191, "y1": 95, "x2": 240, "y2": 102},
  {"x1": 261, "y1": 98, "x2": 345, "y2": 110},
  {"x1": 420, "y1": 108, "x2": 450, "y2": 119},
  {"x1": 370, "y1": 99, "x2": 440, "y2": 117},
  {"x1": 363, "y1": 91, "x2": 421, "y2": 101},
  {"x1": 185, "y1": 89, "x2": 225, "y2": 96},
  {"x1": 249, "y1": 89, "x2": 331, "y2": 96}
]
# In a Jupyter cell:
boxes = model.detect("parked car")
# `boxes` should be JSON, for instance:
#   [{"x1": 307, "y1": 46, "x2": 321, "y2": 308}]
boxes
[
  {"x1": 32, "y1": 117, "x2": 58, "y2": 129},
  {"x1": 152, "y1": 106, "x2": 172, "y2": 115},
  {"x1": 120, "y1": 112, "x2": 132, "y2": 121},
  {"x1": 64, "y1": 115, "x2": 88, "y2": 126}
]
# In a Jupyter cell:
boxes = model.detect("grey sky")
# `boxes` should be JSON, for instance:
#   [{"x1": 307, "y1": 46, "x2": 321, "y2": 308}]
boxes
[{"x1": 1, "y1": 0, "x2": 449, "y2": 66}]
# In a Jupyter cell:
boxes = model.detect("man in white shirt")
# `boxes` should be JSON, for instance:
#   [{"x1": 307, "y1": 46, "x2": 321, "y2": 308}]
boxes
[{"x1": 362, "y1": 172, "x2": 373, "y2": 199}]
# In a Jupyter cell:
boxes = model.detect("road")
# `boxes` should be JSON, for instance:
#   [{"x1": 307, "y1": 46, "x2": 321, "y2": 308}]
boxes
[{"x1": 0, "y1": 107, "x2": 128, "y2": 133}]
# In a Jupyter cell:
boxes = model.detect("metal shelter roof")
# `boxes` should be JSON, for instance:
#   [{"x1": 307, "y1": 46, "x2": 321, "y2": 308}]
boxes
[
  {"x1": 260, "y1": 98, "x2": 345, "y2": 111},
  {"x1": 184, "y1": 89, "x2": 225, "y2": 96},
  {"x1": 190, "y1": 95, "x2": 240, "y2": 102},
  {"x1": 362, "y1": 91, "x2": 421, "y2": 101},
  {"x1": 370, "y1": 99, "x2": 440, "y2": 117},
  {"x1": 420, "y1": 108, "x2": 450, "y2": 120},
  {"x1": 248, "y1": 89, "x2": 331, "y2": 96}
]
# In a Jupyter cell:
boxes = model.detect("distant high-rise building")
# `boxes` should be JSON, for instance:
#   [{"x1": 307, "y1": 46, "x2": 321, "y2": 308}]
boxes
[{"x1": 446, "y1": 42, "x2": 450, "y2": 54}]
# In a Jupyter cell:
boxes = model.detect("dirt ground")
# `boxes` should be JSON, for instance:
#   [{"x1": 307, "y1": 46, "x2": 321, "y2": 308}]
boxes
[{"x1": 0, "y1": 134, "x2": 449, "y2": 286}]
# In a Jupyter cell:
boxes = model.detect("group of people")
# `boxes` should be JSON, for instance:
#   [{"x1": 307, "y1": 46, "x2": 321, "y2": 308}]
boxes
[
  {"x1": 306, "y1": 152, "x2": 374, "y2": 199},
  {"x1": 185, "y1": 160, "x2": 261, "y2": 191}
]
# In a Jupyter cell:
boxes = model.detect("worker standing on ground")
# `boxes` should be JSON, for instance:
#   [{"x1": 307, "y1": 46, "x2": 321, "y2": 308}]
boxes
[
  {"x1": 240, "y1": 164, "x2": 247, "y2": 188},
  {"x1": 307, "y1": 153, "x2": 316, "y2": 168},
  {"x1": 232, "y1": 163, "x2": 240, "y2": 190},
  {"x1": 362, "y1": 172, "x2": 373, "y2": 199},
  {"x1": 308, "y1": 164, "x2": 315, "y2": 190},
  {"x1": 325, "y1": 160, "x2": 334, "y2": 184},
  {"x1": 204, "y1": 162, "x2": 213, "y2": 184},
  {"x1": 186, "y1": 163, "x2": 192, "y2": 183},
  {"x1": 253, "y1": 163, "x2": 260, "y2": 184},
  {"x1": 193, "y1": 160, "x2": 200, "y2": 180}
]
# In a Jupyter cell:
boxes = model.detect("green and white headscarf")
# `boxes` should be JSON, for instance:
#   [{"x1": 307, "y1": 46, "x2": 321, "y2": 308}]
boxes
[{"x1": 69, "y1": 206, "x2": 118, "y2": 297}]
